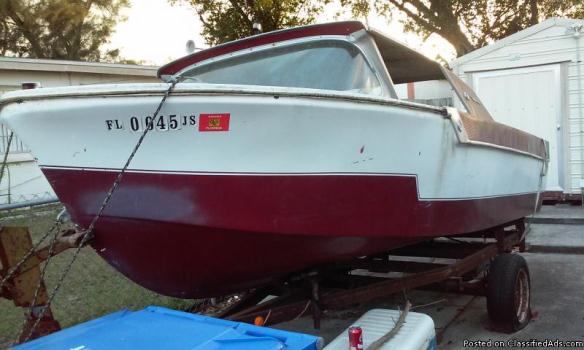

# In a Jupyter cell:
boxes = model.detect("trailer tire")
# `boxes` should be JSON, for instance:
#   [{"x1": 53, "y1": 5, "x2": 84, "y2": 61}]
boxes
[{"x1": 487, "y1": 253, "x2": 531, "y2": 333}]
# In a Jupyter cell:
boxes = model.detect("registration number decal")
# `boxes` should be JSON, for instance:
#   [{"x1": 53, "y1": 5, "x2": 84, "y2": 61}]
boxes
[
  {"x1": 105, "y1": 114, "x2": 197, "y2": 132},
  {"x1": 105, "y1": 113, "x2": 231, "y2": 132}
]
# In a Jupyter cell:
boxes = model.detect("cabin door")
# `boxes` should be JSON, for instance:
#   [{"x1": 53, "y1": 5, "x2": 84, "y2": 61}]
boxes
[{"x1": 472, "y1": 64, "x2": 564, "y2": 192}]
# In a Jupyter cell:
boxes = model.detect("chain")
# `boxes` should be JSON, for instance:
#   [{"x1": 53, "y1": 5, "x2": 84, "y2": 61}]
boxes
[
  {"x1": 18, "y1": 79, "x2": 180, "y2": 344},
  {"x1": 0, "y1": 129, "x2": 63, "y2": 343},
  {"x1": 19, "y1": 230, "x2": 86, "y2": 344},
  {"x1": 29, "y1": 222, "x2": 60, "y2": 309},
  {"x1": 0, "y1": 130, "x2": 51, "y2": 292},
  {"x1": 84, "y1": 78, "x2": 180, "y2": 237},
  {"x1": 0, "y1": 222, "x2": 59, "y2": 292},
  {"x1": 17, "y1": 221, "x2": 61, "y2": 344}
]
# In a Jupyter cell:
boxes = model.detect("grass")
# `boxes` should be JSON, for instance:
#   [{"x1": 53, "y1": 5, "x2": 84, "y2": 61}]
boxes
[{"x1": 0, "y1": 204, "x2": 196, "y2": 348}]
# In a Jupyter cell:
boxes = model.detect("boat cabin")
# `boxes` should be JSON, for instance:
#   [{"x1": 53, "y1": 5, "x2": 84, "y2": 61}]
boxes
[
  {"x1": 158, "y1": 21, "x2": 488, "y2": 119},
  {"x1": 157, "y1": 21, "x2": 546, "y2": 160}
]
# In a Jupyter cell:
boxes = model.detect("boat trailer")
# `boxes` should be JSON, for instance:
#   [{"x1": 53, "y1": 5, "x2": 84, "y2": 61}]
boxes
[
  {"x1": 203, "y1": 219, "x2": 530, "y2": 334},
  {"x1": 1, "y1": 219, "x2": 531, "y2": 344}
]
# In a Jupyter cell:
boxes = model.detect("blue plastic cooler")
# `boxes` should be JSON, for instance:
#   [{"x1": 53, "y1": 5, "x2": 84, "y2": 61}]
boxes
[{"x1": 13, "y1": 306, "x2": 323, "y2": 350}]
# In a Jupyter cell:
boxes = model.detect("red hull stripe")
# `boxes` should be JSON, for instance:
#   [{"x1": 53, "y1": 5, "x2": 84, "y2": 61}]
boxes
[
  {"x1": 41, "y1": 168, "x2": 538, "y2": 297},
  {"x1": 41, "y1": 165, "x2": 538, "y2": 201},
  {"x1": 157, "y1": 21, "x2": 366, "y2": 78}
]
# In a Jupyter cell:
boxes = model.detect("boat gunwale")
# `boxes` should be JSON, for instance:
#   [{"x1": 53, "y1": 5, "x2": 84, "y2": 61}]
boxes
[
  {"x1": 0, "y1": 85, "x2": 448, "y2": 115},
  {"x1": 0, "y1": 86, "x2": 546, "y2": 160}
]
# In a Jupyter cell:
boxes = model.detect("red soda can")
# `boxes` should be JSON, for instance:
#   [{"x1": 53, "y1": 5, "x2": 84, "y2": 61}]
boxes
[{"x1": 348, "y1": 325, "x2": 363, "y2": 350}]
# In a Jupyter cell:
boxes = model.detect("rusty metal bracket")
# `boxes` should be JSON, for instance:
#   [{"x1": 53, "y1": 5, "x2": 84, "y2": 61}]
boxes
[
  {"x1": 2, "y1": 228, "x2": 87, "y2": 281},
  {"x1": 0, "y1": 226, "x2": 85, "y2": 341}
]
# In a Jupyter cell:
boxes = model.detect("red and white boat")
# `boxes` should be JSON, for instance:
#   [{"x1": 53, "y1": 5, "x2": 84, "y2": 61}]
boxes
[{"x1": 0, "y1": 22, "x2": 547, "y2": 298}]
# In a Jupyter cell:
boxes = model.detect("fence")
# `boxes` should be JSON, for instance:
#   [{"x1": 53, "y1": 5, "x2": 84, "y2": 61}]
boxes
[{"x1": 0, "y1": 124, "x2": 30, "y2": 154}]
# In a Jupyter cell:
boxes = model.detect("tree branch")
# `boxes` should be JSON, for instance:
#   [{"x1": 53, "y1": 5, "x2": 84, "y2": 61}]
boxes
[
  {"x1": 530, "y1": 0, "x2": 539, "y2": 25},
  {"x1": 387, "y1": 0, "x2": 475, "y2": 55},
  {"x1": 388, "y1": 0, "x2": 436, "y2": 33},
  {"x1": 228, "y1": 0, "x2": 253, "y2": 25},
  {"x1": 3, "y1": 0, "x2": 45, "y2": 57}
]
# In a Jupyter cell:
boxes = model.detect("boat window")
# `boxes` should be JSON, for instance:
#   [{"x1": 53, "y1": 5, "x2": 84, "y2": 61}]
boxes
[
  {"x1": 180, "y1": 41, "x2": 382, "y2": 95},
  {"x1": 394, "y1": 79, "x2": 467, "y2": 111}
]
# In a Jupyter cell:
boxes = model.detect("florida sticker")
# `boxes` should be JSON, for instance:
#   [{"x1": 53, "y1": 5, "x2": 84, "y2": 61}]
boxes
[{"x1": 199, "y1": 113, "x2": 230, "y2": 132}]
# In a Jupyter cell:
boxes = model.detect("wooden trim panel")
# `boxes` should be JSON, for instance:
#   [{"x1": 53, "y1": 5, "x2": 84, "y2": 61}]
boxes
[{"x1": 459, "y1": 111, "x2": 548, "y2": 159}]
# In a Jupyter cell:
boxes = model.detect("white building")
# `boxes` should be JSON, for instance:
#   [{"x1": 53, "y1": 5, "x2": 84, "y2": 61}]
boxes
[
  {"x1": 0, "y1": 58, "x2": 158, "y2": 206},
  {"x1": 451, "y1": 18, "x2": 584, "y2": 201}
]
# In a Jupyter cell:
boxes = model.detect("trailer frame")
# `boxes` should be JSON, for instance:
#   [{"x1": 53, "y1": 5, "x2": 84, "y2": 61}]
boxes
[{"x1": 203, "y1": 219, "x2": 528, "y2": 331}]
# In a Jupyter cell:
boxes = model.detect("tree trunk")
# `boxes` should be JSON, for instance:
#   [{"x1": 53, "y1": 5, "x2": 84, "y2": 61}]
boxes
[
  {"x1": 3, "y1": 0, "x2": 46, "y2": 57},
  {"x1": 68, "y1": 1, "x2": 94, "y2": 60},
  {"x1": 387, "y1": 0, "x2": 477, "y2": 56},
  {"x1": 431, "y1": 0, "x2": 476, "y2": 56},
  {"x1": 530, "y1": 0, "x2": 539, "y2": 25},
  {"x1": 439, "y1": 27, "x2": 476, "y2": 56}
]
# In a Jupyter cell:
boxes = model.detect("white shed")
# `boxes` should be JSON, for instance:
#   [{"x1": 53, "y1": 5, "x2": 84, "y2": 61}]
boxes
[{"x1": 451, "y1": 18, "x2": 584, "y2": 201}]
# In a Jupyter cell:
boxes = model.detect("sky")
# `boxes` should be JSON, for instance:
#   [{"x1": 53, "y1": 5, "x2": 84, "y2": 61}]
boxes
[{"x1": 107, "y1": 0, "x2": 457, "y2": 66}]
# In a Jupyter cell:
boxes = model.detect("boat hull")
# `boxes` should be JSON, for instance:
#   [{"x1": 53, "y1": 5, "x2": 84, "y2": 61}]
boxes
[
  {"x1": 43, "y1": 168, "x2": 538, "y2": 297},
  {"x1": 0, "y1": 84, "x2": 546, "y2": 298}
]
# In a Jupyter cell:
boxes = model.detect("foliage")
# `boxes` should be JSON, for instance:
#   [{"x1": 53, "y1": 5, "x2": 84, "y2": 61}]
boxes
[
  {"x1": 170, "y1": 0, "x2": 328, "y2": 46},
  {"x1": 0, "y1": 0, "x2": 130, "y2": 62},
  {"x1": 346, "y1": 0, "x2": 584, "y2": 56}
]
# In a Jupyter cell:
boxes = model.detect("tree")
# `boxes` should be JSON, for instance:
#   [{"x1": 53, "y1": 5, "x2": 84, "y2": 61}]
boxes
[
  {"x1": 372, "y1": 0, "x2": 584, "y2": 57},
  {"x1": 0, "y1": 0, "x2": 129, "y2": 62},
  {"x1": 170, "y1": 0, "x2": 328, "y2": 46}
]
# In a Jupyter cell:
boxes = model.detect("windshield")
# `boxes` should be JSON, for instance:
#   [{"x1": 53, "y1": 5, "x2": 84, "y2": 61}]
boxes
[{"x1": 181, "y1": 40, "x2": 382, "y2": 95}]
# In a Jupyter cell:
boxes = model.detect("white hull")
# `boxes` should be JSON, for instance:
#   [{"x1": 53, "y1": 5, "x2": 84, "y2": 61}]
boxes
[{"x1": 0, "y1": 83, "x2": 544, "y2": 202}]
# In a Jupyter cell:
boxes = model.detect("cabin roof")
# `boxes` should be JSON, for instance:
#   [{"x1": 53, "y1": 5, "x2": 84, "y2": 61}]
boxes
[
  {"x1": 368, "y1": 29, "x2": 443, "y2": 84},
  {"x1": 157, "y1": 21, "x2": 444, "y2": 84}
]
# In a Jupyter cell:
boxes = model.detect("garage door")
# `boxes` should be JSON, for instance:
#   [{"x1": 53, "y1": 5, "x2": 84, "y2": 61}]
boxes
[{"x1": 472, "y1": 64, "x2": 563, "y2": 191}]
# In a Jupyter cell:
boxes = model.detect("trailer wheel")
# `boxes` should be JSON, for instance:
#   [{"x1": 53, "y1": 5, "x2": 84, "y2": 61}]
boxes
[{"x1": 487, "y1": 253, "x2": 531, "y2": 333}]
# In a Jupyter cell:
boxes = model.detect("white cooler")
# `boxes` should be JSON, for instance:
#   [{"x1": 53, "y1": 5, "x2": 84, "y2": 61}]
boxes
[{"x1": 324, "y1": 309, "x2": 437, "y2": 350}]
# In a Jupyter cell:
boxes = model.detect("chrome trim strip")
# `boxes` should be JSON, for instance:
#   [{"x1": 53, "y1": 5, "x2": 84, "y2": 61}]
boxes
[{"x1": 0, "y1": 86, "x2": 448, "y2": 115}]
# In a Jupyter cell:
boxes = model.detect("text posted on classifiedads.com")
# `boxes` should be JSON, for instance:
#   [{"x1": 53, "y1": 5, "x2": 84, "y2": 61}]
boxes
[{"x1": 463, "y1": 339, "x2": 584, "y2": 348}]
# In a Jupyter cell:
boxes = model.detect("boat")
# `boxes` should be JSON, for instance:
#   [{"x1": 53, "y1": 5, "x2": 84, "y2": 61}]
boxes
[{"x1": 0, "y1": 21, "x2": 548, "y2": 298}]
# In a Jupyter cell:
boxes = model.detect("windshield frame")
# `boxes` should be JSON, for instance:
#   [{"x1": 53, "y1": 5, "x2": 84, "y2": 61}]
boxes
[{"x1": 173, "y1": 36, "x2": 386, "y2": 96}]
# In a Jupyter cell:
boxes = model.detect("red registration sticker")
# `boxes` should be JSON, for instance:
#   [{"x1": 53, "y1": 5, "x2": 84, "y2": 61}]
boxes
[{"x1": 199, "y1": 113, "x2": 230, "y2": 132}]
